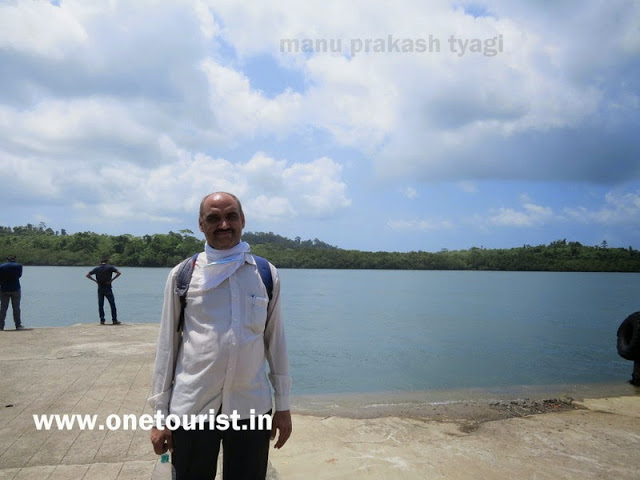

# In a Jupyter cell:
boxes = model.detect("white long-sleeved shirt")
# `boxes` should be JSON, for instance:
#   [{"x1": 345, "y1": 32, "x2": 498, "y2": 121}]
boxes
[{"x1": 148, "y1": 252, "x2": 291, "y2": 422}]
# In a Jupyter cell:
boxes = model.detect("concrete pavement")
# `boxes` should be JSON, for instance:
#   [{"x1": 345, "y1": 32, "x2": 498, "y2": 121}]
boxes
[
  {"x1": 0, "y1": 323, "x2": 161, "y2": 479},
  {"x1": 2, "y1": 323, "x2": 639, "y2": 480}
]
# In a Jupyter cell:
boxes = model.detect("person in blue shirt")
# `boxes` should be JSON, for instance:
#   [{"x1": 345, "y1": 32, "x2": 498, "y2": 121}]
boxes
[
  {"x1": 86, "y1": 257, "x2": 122, "y2": 325},
  {"x1": 0, "y1": 255, "x2": 24, "y2": 331}
]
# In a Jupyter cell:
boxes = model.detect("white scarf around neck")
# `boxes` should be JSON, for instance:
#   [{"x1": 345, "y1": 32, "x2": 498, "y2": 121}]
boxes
[{"x1": 201, "y1": 241, "x2": 251, "y2": 291}]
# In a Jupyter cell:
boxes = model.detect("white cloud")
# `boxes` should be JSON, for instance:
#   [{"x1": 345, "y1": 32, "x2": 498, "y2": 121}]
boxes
[
  {"x1": 193, "y1": 0, "x2": 220, "y2": 39},
  {"x1": 401, "y1": 187, "x2": 418, "y2": 199},
  {"x1": 205, "y1": 0, "x2": 639, "y2": 183},
  {"x1": 302, "y1": 54, "x2": 399, "y2": 149},
  {"x1": 245, "y1": 195, "x2": 295, "y2": 221},
  {"x1": 282, "y1": 156, "x2": 351, "y2": 216},
  {"x1": 0, "y1": 99, "x2": 156, "y2": 159},
  {"x1": 468, "y1": 189, "x2": 640, "y2": 235},
  {"x1": 488, "y1": 203, "x2": 554, "y2": 227},
  {"x1": 199, "y1": 59, "x2": 303, "y2": 139},
  {"x1": 466, "y1": 194, "x2": 558, "y2": 229},
  {"x1": 564, "y1": 191, "x2": 640, "y2": 226},
  {"x1": 3, "y1": 0, "x2": 637, "y2": 185},
  {"x1": 0, "y1": 1, "x2": 88, "y2": 58},
  {"x1": 388, "y1": 219, "x2": 454, "y2": 231},
  {"x1": 239, "y1": 152, "x2": 287, "y2": 193},
  {"x1": 1, "y1": 0, "x2": 639, "y2": 250},
  {"x1": 125, "y1": 153, "x2": 346, "y2": 222},
  {"x1": 133, "y1": 153, "x2": 352, "y2": 221}
]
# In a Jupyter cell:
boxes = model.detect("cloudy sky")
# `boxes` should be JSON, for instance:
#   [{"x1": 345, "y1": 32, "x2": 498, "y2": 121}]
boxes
[{"x1": 1, "y1": 0, "x2": 639, "y2": 252}]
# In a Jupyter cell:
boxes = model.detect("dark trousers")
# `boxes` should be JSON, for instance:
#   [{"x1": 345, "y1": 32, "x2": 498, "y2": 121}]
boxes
[
  {"x1": 0, "y1": 290, "x2": 21, "y2": 329},
  {"x1": 632, "y1": 360, "x2": 640, "y2": 386},
  {"x1": 172, "y1": 415, "x2": 271, "y2": 480},
  {"x1": 97, "y1": 287, "x2": 117, "y2": 323}
]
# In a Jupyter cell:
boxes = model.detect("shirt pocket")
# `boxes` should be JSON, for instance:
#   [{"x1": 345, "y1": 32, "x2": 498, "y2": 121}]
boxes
[{"x1": 245, "y1": 294, "x2": 269, "y2": 334}]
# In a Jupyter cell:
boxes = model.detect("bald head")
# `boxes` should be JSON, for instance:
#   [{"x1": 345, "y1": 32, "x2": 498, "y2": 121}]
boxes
[
  {"x1": 199, "y1": 192, "x2": 243, "y2": 218},
  {"x1": 198, "y1": 192, "x2": 246, "y2": 250}
]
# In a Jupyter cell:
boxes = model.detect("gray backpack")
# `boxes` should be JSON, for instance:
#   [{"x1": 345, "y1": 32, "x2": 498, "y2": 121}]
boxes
[{"x1": 174, "y1": 253, "x2": 273, "y2": 332}]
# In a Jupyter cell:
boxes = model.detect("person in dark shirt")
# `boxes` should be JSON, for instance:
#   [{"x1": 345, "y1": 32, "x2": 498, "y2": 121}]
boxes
[
  {"x1": 86, "y1": 257, "x2": 122, "y2": 325},
  {"x1": 0, "y1": 255, "x2": 24, "y2": 331}
]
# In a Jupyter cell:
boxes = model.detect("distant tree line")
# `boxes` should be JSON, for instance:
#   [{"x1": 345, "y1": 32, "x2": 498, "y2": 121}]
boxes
[
  {"x1": 1, "y1": 224, "x2": 639, "y2": 272},
  {"x1": 0, "y1": 224, "x2": 339, "y2": 268},
  {"x1": 254, "y1": 239, "x2": 640, "y2": 272}
]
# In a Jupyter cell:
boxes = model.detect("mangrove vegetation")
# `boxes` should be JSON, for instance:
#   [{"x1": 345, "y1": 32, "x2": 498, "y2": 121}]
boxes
[{"x1": 1, "y1": 224, "x2": 639, "y2": 272}]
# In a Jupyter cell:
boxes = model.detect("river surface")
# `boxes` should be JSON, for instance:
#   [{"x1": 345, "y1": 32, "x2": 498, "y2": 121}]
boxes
[{"x1": 17, "y1": 267, "x2": 640, "y2": 395}]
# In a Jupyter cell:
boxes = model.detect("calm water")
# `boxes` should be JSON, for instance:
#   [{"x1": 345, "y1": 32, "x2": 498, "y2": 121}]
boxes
[{"x1": 18, "y1": 267, "x2": 640, "y2": 395}]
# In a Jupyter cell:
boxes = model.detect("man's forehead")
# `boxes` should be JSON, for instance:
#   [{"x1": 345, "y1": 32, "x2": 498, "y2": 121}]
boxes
[{"x1": 203, "y1": 194, "x2": 240, "y2": 212}]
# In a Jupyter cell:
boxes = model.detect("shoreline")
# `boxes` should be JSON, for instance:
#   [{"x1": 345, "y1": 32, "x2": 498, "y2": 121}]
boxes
[
  {"x1": 278, "y1": 395, "x2": 640, "y2": 480},
  {"x1": 3, "y1": 322, "x2": 637, "y2": 420},
  {"x1": 288, "y1": 385, "x2": 640, "y2": 439},
  {"x1": 289, "y1": 381, "x2": 638, "y2": 419}
]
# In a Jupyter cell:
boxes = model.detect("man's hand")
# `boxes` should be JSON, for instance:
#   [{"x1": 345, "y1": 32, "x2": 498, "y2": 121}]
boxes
[
  {"x1": 150, "y1": 427, "x2": 173, "y2": 455},
  {"x1": 270, "y1": 410, "x2": 292, "y2": 449}
]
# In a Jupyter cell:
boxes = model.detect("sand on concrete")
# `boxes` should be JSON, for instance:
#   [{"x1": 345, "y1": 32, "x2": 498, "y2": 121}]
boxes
[{"x1": 1, "y1": 323, "x2": 639, "y2": 480}]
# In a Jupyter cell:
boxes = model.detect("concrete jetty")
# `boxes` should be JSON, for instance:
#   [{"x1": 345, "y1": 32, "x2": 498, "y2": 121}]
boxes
[
  {"x1": 1, "y1": 323, "x2": 639, "y2": 479},
  {"x1": 0, "y1": 324, "x2": 159, "y2": 479}
]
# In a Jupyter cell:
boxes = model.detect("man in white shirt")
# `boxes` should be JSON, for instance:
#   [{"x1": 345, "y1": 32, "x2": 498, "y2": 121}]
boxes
[{"x1": 149, "y1": 192, "x2": 292, "y2": 479}]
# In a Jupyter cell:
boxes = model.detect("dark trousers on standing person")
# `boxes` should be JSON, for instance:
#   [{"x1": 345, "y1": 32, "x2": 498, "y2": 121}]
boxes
[
  {"x1": 171, "y1": 414, "x2": 271, "y2": 480},
  {"x1": 97, "y1": 286, "x2": 118, "y2": 324},
  {"x1": 632, "y1": 360, "x2": 640, "y2": 386},
  {"x1": 0, "y1": 290, "x2": 22, "y2": 330}
]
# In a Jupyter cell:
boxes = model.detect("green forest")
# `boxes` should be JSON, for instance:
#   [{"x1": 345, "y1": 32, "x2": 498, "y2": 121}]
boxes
[{"x1": 1, "y1": 223, "x2": 639, "y2": 272}]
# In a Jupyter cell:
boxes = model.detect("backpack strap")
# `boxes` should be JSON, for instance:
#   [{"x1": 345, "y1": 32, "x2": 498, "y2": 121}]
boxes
[
  {"x1": 175, "y1": 253, "x2": 199, "y2": 332},
  {"x1": 253, "y1": 255, "x2": 273, "y2": 301},
  {"x1": 175, "y1": 253, "x2": 273, "y2": 332}
]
